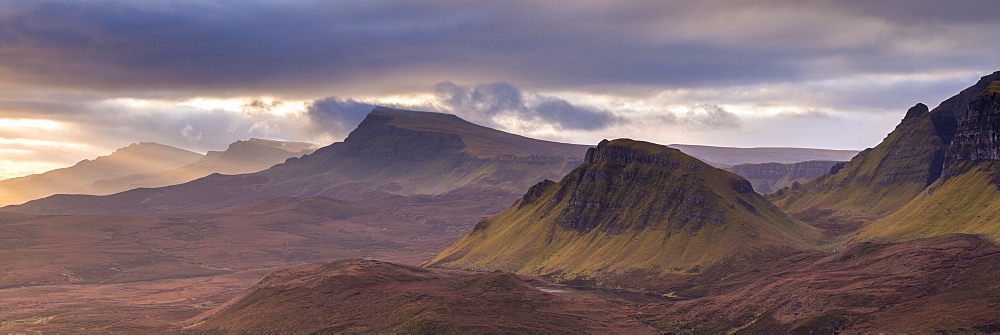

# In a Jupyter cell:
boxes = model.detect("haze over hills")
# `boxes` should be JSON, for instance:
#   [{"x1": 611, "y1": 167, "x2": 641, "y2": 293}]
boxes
[
  {"x1": 4, "y1": 107, "x2": 590, "y2": 215},
  {"x1": 0, "y1": 142, "x2": 203, "y2": 206},
  {"x1": 83, "y1": 138, "x2": 316, "y2": 195},
  {"x1": 426, "y1": 139, "x2": 818, "y2": 287}
]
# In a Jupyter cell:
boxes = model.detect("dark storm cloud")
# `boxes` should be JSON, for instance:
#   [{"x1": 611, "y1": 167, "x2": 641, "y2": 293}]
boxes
[
  {"x1": 434, "y1": 81, "x2": 618, "y2": 131},
  {"x1": 304, "y1": 97, "x2": 376, "y2": 137},
  {"x1": 2, "y1": 0, "x2": 998, "y2": 100}
]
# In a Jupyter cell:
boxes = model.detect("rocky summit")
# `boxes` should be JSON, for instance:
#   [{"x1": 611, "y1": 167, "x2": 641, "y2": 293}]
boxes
[{"x1": 425, "y1": 139, "x2": 818, "y2": 289}]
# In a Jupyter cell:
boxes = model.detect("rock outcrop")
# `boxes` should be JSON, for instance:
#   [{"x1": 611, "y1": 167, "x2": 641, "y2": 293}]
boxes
[{"x1": 943, "y1": 89, "x2": 1000, "y2": 172}]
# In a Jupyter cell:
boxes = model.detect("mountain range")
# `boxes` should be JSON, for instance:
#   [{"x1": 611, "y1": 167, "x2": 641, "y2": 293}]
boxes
[
  {"x1": 1, "y1": 71, "x2": 997, "y2": 333},
  {"x1": 0, "y1": 138, "x2": 314, "y2": 207}
]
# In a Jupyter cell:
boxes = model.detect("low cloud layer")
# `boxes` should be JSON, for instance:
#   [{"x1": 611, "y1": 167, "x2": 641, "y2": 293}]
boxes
[
  {"x1": 304, "y1": 97, "x2": 377, "y2": 140},
  {"x1": 0, "y1": 1, "x2": 997, "y2": 102},
  {"x1": 433, "y1": 81, "x2": 619, "y2": 131}
]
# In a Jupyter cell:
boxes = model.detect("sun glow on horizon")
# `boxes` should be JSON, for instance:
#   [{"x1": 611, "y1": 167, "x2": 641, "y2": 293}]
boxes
[{"x1": 0, "y1": 119, "x2": 60, "y2": 129}]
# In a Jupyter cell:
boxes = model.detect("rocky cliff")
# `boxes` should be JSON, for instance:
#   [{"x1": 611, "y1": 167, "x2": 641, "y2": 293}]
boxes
[
  {"x1": 426, "y1": 139, "x2": 817, "y2": 287},
  {"x1": 725, "y1": 160, "x2": 844, "y2": 194},
  {"x1": 943, "y1": 89, "x2": 1000, "y2": 173}
]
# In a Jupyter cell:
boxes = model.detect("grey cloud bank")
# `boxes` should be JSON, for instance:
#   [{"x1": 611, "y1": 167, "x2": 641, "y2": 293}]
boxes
[{"x1": 1, "y1": 0, "x2": 999, "y2": 178}]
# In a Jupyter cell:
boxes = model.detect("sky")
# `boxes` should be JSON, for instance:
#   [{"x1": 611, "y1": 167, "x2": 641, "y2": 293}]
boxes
[{"x1": 1, "y1": 1, "x2": 999, "y2": 179}]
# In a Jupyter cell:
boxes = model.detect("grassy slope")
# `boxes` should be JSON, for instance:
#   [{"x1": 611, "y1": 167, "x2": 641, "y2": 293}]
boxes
[
  {"x1": 426, "y1": 139, "x2": 818, "y2": 284},
  {"x1": 850, "y1": 161, "x2": 999, "y2": 244},
  {"x1": 769, "y1": 111, "x2": 942, "y2": 219}
]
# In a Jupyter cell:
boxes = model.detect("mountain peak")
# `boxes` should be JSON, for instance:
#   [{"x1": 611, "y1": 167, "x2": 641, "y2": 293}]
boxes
[
  {"x1": 427, "y1": 138, "x2": 817, "y2": 283},
  {"x1": 585, "y1": 138, "x2": 697, "y2": 166},
  {"x1": 370, "y1": 106, "x2": 464, "y2": 121},
  {"x1": 903, "y1": 103, "x2": 929, "y2": 120},
  {"x1": 344, "y1": 107, "x2": 588, "y2": 159}
]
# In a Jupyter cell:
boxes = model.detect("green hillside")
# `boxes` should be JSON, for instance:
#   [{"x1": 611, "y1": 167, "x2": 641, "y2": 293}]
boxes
[
  {"x1": 425, "y1": 139, "x2": 818, "y2": 287},
  {"x1": 768, "y1": 103, "x2": 947, "y2": 220},
  {"x1": 849, "y1": 162, "x2": 999, "y2": 243}
]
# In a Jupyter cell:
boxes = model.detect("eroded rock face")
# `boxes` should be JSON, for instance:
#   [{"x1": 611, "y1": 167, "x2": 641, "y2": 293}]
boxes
[
  {"x1": 552, "y1": 141, "x2": 728, "y2": 234},
  {"x1": 585, "y1": 141, "x2": 698, "y2": 170},
  {"x1": 945, "y1": 92, "x2": 1000, "y2": 168}
]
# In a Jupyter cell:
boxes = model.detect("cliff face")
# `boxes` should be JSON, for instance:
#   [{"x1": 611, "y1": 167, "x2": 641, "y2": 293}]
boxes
[
  {"x1": 426, "y1": 139, "x2": 817, "y2": 286},
  {"x1": 944, "y1": 91, "x2": 1000, "y2": 172},
  {"x1": 726, "y1": 160, "x2": 844, "y2": 194}
]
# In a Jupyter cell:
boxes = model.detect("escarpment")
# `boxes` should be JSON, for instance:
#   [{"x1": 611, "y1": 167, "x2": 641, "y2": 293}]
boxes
[{"x1": 726, "y1": 160, "x2": 845, "y2": 193}]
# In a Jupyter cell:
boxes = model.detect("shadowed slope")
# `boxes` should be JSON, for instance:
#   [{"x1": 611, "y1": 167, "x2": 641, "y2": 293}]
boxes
[
  {"x1": 639, "y1": 234, "x2": 1000, "y2": 333},
  {"x1": 426, "y1": 139, "x2": 818, "y2": 287}
]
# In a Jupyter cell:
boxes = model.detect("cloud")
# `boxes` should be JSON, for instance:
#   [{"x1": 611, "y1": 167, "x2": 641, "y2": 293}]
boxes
[
  {"x1": 0, "y1": 0, "x2": 996, "y2": 100},
  {"x1": 303, "y1": 97, "x2": 377, "y2": 139},
  {"x1": 433, "y1": 81, "x2": 618, "y2": 131},
  {"x1": 678, "y1": 104, "x2": 740, "y2": 131}
]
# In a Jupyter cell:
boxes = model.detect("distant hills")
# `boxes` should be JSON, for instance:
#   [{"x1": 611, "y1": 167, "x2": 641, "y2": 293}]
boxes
[
  {"x1": 666, "y1": 144, "x2": 857, "y2": 166},
  {"x1": 84, "y1": 138, "x2": 316, "y2": 195},
  {"x1": 4, "y1": 107, "x2": 590, "y2": 215},
  {"x1": 426, "y1": 139, "x2": 818, "y2": 286},
  {"x1": 725, "y1": 160, "x2": 844, "y2": 194},
  {"x1": 0, "y1": 138, "x2": 314, "y2": 207},
  {"x1": 0, "y1": 142, "x2": 203, "y2": 206}
]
